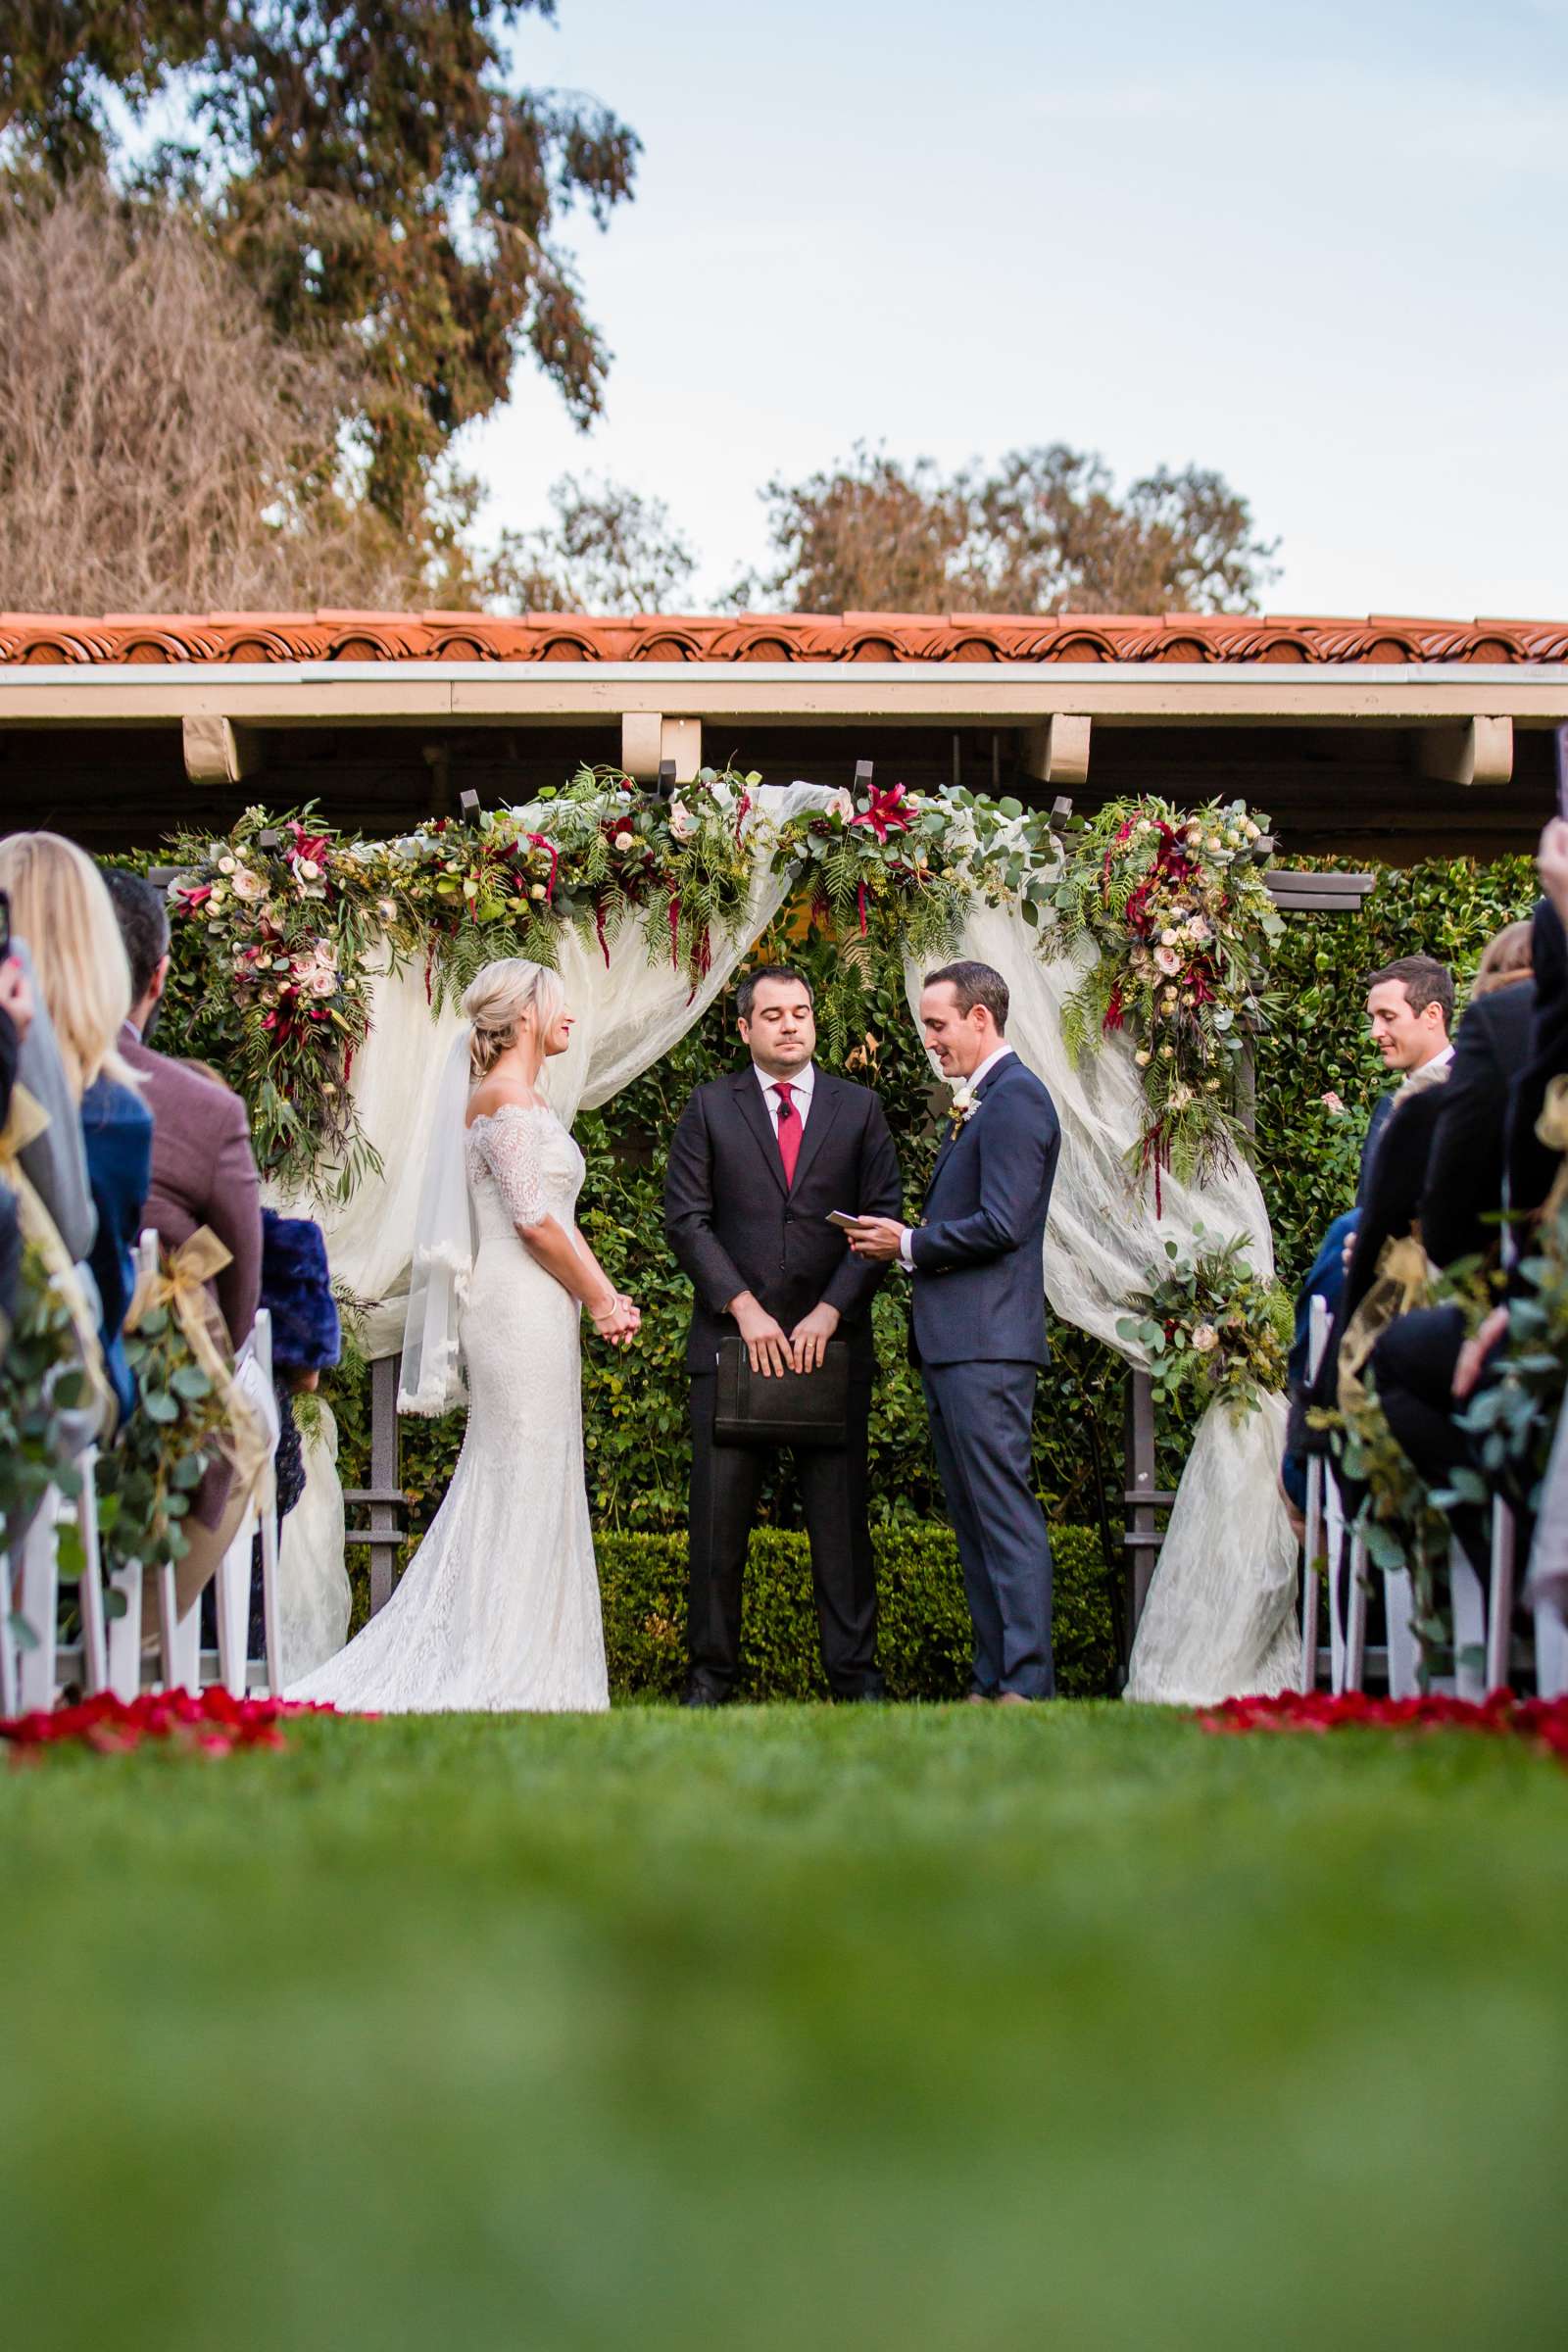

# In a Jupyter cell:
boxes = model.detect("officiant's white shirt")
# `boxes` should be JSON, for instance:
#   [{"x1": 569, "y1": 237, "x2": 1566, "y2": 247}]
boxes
[
  {"x1": 898, "y1": 1045, "x2": 1014, "y2": 1267},
  {"x1": 754, "y1": 1056, "x2": 816, "y2": 1133}
]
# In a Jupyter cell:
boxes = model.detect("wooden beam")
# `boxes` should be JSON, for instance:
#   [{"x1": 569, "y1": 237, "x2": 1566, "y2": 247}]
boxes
[
  {"x1": 1417, "y1": 714, "x2": 1513, "y2": 788},
  {"x1": 1018, "y1": 713, "x2": 1092, "y2": 786},
  {"x1": 180, "y1": 713, "x2": 258, "y2": 785},
  {"x1": 620, "y1": 712, "x2": 703, "y2": 782}
]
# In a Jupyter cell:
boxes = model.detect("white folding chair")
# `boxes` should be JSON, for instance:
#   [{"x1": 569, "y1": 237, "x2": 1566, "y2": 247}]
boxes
[
  {"x1": 1450, "y1": 1545, "x2": 1488, "y2": 1702},
  {"x1": 1298, "y1": 1297, "x2": 1329, "y2": 1691},
  {"x1": 16, "y1": 1486, "x2": 67, "y2": 1713},
  {"x1": 1535, "y1": 1592, "x2": 1568, "y2": 1698},
  {"x1": 1, "y1": 1534, "x2": 20, "y2": 1717},
  {"x1": 1383, "y1": 1564, "x2": 1421, "y2": 1699},
  {"x1": 1486, "y1": 1498, "x2": 1517, "y2": 1694},
  {"x1": 210, "y1": 1309, "x2": 282, "y2": 1698}
]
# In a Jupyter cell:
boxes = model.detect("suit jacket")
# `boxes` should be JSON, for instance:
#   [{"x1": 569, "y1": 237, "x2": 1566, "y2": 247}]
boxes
[
  {"x1": 1355, "y1": 1093, "x2": 1396, "y2": 1208},
  {"x1": 80, "y1": 1074, "x2": 153, "y2": 1420},
  {"x1": 1419, "y1": 980, "x2": 1534, "y2": 1270},
  {"x1": 1310, "y1": 1074, "x2": 1447, "y2": 1421},
  {"x1": 664, "y1": 1066, "x2": 902, "y2": 1376},
  {"x1": 1507, "y1": 899, "x2": 1568, "y2": 1227},
  {"x1": 907, "y1": 1053, "x2": 1060, "y2": 1369},
  {"x1": 119, "y1": 1027, "x2": 263, "y2": 1348}
]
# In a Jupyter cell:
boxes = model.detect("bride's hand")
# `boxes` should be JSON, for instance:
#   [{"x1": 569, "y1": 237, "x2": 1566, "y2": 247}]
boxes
[{"x1": 590, "y1": 1293, "x2": 640, "y2": 1348}]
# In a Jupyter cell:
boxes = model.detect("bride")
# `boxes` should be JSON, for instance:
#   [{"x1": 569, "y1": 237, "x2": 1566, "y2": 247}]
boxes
[{"x1": 289, "y1": 958, "x2": 638, "y2": 1714}]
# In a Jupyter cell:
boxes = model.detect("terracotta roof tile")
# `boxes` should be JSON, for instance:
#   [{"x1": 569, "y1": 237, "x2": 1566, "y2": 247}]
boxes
[{"x1": 0, "y1": 612, "x2": 1564, "y2": 666}]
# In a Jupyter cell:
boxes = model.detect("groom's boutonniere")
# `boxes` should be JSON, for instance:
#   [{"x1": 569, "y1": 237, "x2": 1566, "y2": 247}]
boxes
[{"x1": 947, "y1": 1080, "x2": 981, "y2": 1139}]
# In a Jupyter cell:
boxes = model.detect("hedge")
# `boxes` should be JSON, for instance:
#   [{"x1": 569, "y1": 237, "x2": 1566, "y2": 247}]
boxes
[{"x1": 342, "y1": 1520, "x2": 1118, "y2": 1701}]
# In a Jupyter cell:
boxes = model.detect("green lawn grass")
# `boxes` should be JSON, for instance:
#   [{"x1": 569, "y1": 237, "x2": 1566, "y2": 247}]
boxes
[{"x1": 5, "y1": 1703, "x2": 1567, "y2": 2350}]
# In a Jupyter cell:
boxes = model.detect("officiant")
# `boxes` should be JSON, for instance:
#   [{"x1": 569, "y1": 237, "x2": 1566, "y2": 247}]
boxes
[{"x1": 664, "y1": 965, "x2": 903, "y2": 1706}]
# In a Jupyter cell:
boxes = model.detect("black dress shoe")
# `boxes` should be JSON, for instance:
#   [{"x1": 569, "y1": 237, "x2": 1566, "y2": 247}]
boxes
[
  {"x1": 841, "y1": 1684, "x2": 889, "y2": 1703},
  {"x1": 681, "y1": 1679, "x2": 727, "y2": 1708}
]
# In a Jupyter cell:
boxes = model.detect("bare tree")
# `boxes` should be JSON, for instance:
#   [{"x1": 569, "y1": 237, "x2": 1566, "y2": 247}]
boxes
[
  {"x1": 731, "y1": 441, "x2": 1279, "y2": 616},
  {"x1": 0, "y1": 190, "x2": 436, "y2": 612}
]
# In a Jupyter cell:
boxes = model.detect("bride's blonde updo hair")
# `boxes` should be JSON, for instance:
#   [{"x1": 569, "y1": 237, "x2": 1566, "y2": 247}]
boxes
[{"x1": 462, "y1": 957, "x2": 566, "y2": 1084}]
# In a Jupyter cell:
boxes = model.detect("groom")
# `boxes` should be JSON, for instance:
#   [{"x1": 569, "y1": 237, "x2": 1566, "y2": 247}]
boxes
[{"x1": 849, "y1": 961, "x2": 1060, "y2": 1701}]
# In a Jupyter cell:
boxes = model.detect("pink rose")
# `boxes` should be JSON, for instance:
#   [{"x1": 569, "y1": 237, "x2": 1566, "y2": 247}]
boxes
[
  {"x1": 1154, "y1": 945, "x2": 1182, "y2": 976},
  {"x1": 1320, "y1": 1090, "x2": 1345, "y2": 1116}
]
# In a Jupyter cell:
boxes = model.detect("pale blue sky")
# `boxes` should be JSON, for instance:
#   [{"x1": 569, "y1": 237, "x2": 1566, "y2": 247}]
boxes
[{"x1": 466, "y1": 0, "x2": 1568, "y2": 615}]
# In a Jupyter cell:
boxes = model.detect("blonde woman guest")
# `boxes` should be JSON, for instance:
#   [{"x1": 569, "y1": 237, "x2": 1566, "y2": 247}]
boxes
[
  {"x1": 0, "y1": 833, "x2": 150, "y2": 1416},
  {"x1": 290, "y1": 959, "x2": 639, "y2": 1714}
]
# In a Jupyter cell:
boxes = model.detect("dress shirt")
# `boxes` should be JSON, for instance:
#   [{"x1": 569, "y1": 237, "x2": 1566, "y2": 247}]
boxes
[
  {"x1": 898, "y1": 1046, "x2": 1015, "y2": 1268},
  {"x1": 754, "y1": 1057, "x2": 816, "y2": 1133},
  {"x1": 1401, "y1": 1043, "x2": 1453, "y2": 1088}
]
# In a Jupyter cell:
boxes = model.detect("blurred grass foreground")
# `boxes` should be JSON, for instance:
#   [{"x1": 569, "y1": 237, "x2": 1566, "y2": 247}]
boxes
[{"x1": 5, "y1": 1702, "x2": 1568, "y2": 2351}]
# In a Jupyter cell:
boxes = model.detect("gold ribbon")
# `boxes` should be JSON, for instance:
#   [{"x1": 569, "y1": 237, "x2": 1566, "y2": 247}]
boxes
[
  {"x1": 126, "y1": 1224, "x2": 270, "y2": 1510},
  {"x1": 0, "y1": 1083, "x2": 113, "y2": 1435},
  {"x1": 1537, "y1": 1074, "x2": 1568, "y2": 1222},
  {"x1": 1337, "y1": 1231, "x2": 1432, "y2": 1420}
]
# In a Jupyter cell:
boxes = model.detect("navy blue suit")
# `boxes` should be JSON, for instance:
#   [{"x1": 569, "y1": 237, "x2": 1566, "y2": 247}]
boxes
[
  {"x1": 908, "y1": 1052, "x2": 1061, "y2": 1697},
  {"x1": 80, "y1": 1074, "x2": 153, "y2": 1423}
]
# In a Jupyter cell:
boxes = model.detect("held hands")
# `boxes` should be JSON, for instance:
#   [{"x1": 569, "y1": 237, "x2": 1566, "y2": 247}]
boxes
[
  {"x1": 730, "y1": 1294, "x2": 841, "y2": 1376},
  {"x1": 845, "y1": 1215, "x2": 906, "y2": 1264},
  {"x1": 590, "y1": 1292, "x2": 641, "y2": 1349}
]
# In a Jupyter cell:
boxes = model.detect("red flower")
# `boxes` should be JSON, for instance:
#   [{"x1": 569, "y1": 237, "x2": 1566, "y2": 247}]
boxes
[
  {"x1": 2, "y1": 1689, "x2": 337, "y2": 1758},
  {"x1": 850, "y1": 784, "x2": 912, "y2": 843},
  {"x1": 1195, "y1": 1688, "x2": 1568, "y2": 1765}
]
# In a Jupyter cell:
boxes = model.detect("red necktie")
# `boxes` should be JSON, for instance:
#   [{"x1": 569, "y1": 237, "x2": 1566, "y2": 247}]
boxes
[{"x1": 773, "y1": 1081, "x2": 801, "y2": 1186}]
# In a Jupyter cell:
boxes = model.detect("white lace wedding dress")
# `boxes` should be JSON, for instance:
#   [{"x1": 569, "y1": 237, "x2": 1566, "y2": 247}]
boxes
[{"x1": 288, "y1": 1104, "x2": 610, "y2": 1713}]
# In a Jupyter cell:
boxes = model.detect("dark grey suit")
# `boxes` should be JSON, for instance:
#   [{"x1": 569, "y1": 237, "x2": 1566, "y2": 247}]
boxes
[
  {"x1": 664, "y1": 1065, "x2": 902, "y2": 1697},
  {"x1": 908, "y1": 1052, "x2": 1061, "y2": 1698}
]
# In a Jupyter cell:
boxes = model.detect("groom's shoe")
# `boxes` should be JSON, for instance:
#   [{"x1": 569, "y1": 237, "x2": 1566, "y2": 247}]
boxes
[{"x1": 681, "y1": 1676, "x2": 728, "y2": 1709}]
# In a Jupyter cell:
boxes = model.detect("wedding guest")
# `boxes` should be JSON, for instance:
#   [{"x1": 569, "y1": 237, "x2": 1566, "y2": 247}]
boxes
[
  {"x1": 1370, "y1": 919, "x2": 1542, "y2": 1573},
  {"x1": 1356, "y1": 955, "x2": 1453, "y2": 1204},
  {"x1": 104, "y1": 868, "x2": 264, "y2": 1609},
  {"x1": 0, "y1": 834, "x2": 150, "y2": 1419},
  {"x1": 0, "y1": 952, "x2": 33, "y2": 1348},
  {"x1": 103, "y1": 869, "x2": 262, "y2": 1349}
]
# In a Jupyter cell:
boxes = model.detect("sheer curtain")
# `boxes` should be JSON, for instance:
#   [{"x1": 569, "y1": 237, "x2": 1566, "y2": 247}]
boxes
[
  {"x1": 275, "y1": 782, "x2": 841, "y2": 1642},
  {"x1": 907, "y1": 901, "x2": 1299, "y2": 1704}
]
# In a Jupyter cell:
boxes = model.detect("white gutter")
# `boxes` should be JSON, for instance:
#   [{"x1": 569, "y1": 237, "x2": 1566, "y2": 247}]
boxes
[{"x1": 1, "y1": 659, "x2": 1566, "y2": 726}]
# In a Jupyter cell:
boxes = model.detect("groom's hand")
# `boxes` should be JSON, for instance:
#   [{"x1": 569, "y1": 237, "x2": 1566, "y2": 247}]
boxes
[
  {"x1": 730, "y1": 1292, "x2": 792, "y2": 1379},
  {"x1": 789, "y1": 1300, "x2": 841, "y2": 1374},
  {"x1": 846, "y1": 1215, "x2": 906, "y2": 1263}
]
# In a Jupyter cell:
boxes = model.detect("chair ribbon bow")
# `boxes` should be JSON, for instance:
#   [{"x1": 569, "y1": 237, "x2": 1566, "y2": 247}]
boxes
[
  {"x1": 126, "y1": 1226, "x2": 271, "y2": 1507},
  {"x1": 0, "y1": 1083, "x2": 112, "y2": 1434}
]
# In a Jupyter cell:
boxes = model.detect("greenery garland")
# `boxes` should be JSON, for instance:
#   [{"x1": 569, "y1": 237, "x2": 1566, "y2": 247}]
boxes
[
  {"x1": 0, "y1": 1241, "x2": 91, "y2": 1646},
  {"x1": 1117, "y1": 1227, "x2": 1291, "y2": 1422},
  {"x1": 95, "y1": 1281, "x2": 232, "y2": 1586},
  {"x1": 159, "y1": 772, "x2": 1274, "y2": 1208},
  {"x1": 1040, "y1": 798, "x2": 1280, "y2": 1196}
]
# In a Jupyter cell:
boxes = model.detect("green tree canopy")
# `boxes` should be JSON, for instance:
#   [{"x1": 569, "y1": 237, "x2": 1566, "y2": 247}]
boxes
[{"x1": 0, "y1": 3, "x2": 640, "y2": 531}]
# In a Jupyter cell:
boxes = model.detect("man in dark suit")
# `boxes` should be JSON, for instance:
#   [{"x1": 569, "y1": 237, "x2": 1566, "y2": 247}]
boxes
[
  {"x1": 849, "y1": 960, "x2": 1060, "y2": 1703},
  {"x1": 664, "y1": 964, "x2": 902, "y2": 1706},
  {"x1": 1356, "y1": 955, "x2": 1453, "y2": 1204},
  {"x1": 104, "y1": 869, "x2": 264, "y2": 1610}
]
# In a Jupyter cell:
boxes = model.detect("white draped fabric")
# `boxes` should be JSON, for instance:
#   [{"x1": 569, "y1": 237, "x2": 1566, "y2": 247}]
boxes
[
  {"x1": 908, "y1": 901, "x2": 1300, "y2": 1705},
  {"x1": 274, "y1": 1402, "x2": 351, "y2": 1686},
  {"x1": 270, "y1": 782, "x2": 841, "y2": 1649}
]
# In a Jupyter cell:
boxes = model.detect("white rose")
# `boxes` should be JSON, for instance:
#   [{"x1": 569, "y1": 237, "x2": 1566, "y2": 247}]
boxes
[
  {"x1": 613, "y1": 829, "x2": 635, "y2": 851},
  {"x1": 529, "y1": 882, "x2": 546, "y2": 901},
  {"x1": 297, "y1": 858, "x2": 321, "y2": 882},
  {"x1": 1160, "y1": 928, "x2": 1179, "y2": 948},
  {"x1": 1134, "y1": 1049, "x2": 1152, "y2": 1068},
  {"x1": 1161, "y1": 1044, "x2": 1175, "y2": 1058},
  {"x1": 307, "y1": 967, "x2": 336, "y2": 998},
  {"x1": 218, "y1": 855, "x2": 236, "y2": 875},
  {"x1": 1191, "y1": 1323, "x2": 1220, "y2": 1354},
  {"x1": 667, "y1": 800, "x2": 697, "y2": 842}
]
